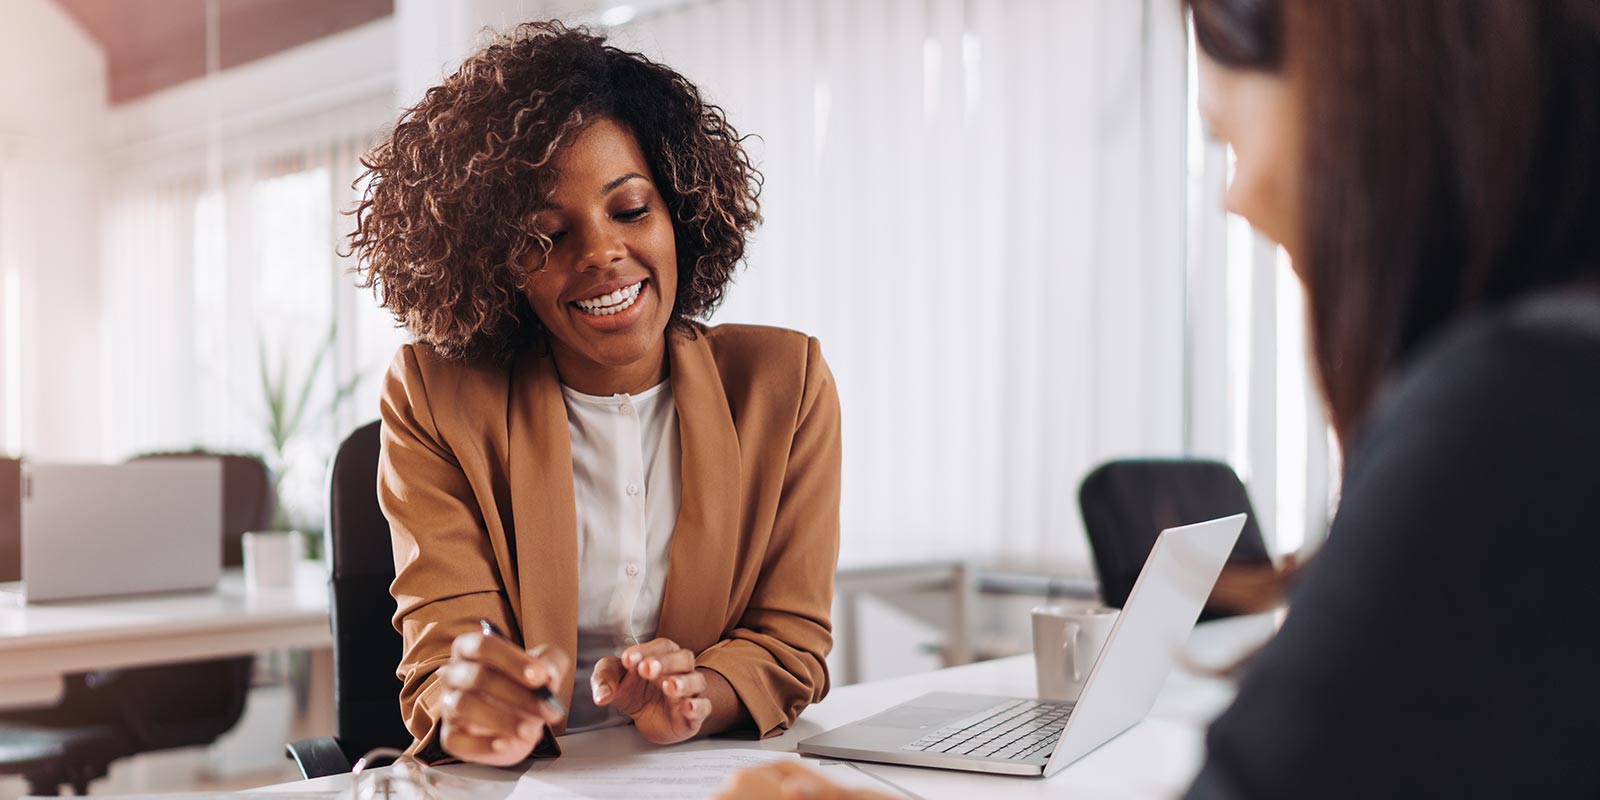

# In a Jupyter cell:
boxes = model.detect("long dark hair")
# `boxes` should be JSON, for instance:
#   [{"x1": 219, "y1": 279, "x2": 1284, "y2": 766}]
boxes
[
  {"x1": 1188, "y1": 0, "x2": 1600, "y2": 619},
  {"x1": 1190, "y1": 0, "x2": 1600, "y2": 443}
]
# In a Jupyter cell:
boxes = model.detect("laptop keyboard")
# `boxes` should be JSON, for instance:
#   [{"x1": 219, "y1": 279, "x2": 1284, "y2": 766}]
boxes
[{"x1": 900, "y1": 699, "x2": 1073, "y2": 761}]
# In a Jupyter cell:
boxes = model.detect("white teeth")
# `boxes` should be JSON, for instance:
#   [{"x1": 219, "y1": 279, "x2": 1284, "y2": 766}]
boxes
[{"x1": 574, "y1": 281, "x2": 643, "y2": 316}]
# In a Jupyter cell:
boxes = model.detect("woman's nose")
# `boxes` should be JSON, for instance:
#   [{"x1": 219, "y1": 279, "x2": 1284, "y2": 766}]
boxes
[{"x1": 573, "y1": 222, "x2": 626, "y2": 271}]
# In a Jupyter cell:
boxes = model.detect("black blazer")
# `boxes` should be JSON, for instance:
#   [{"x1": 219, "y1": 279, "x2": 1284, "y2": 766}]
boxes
[{"x1": 1188, "y1": 288, "x2": 1600, "y2": 799}]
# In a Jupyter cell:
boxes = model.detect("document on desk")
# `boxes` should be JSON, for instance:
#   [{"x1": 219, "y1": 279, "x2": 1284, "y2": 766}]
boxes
[{"x1": 514, "y1": 749, "x2": 908, "y2": 799}]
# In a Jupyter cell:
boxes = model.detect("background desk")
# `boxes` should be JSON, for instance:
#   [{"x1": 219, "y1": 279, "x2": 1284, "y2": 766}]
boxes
[
  {"x1": 263, "y1": 614, "x2": 1276, "y2": 799},
  {"x1": 0, "y1": 562, "x2": 332, "y2": 725}
]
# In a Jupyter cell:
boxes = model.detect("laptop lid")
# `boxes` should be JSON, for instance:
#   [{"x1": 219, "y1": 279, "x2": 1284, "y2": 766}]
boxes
[
  {"x1": 19, "y1": 461, "x2": 223, "y2": 602},
  {"x1": 1044, "y1": 513, "x2": 1246, "y2": 775}
]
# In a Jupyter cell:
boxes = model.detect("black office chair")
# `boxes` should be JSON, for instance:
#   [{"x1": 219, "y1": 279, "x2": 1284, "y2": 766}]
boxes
[
  {"x1": 287, "y1": 421, "x2": 413, "y2": 778},
  {"x1": 1078, "y1": 458, "x2": 1274, "y2": 621},
  {"x1": 0, "y1": 453, "x2": 269, "y2": 795}
]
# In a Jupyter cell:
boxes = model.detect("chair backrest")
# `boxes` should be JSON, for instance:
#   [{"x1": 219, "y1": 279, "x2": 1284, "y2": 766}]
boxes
[
  {"x1": 1077, "y1": 458, "x2": 1272, "y2": 620},
  {"x1": 131, "y1": 452, "x2": 275, "y2": 567},
  {"x1": 325, "y1": 420, "x2": 412, "y2": 759}
]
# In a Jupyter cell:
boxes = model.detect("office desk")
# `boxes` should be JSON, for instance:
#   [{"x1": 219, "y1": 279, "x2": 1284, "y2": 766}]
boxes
[
  {"x1": 262, "y1": 614, "x2": 1276, "y2": 799},
  {"x1": 0, "y1": 562, "x2": 332, "y2": 712}
]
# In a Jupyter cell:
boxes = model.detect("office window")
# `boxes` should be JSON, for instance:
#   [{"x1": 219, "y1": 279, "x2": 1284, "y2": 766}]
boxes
[
  {"x1": 91, "y1": 0, "x2": 1331, "y2": 566},
  {"x1": 101, "y1": 139, "x2": 392, "y2": 531},
  {"x1": 602, "y1": 0, "x2": 1191, "y2": 568}
]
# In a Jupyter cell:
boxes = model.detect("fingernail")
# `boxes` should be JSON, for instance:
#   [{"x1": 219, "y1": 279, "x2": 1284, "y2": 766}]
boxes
[
  {"x1": 673, "y1": 678, "x2": 686, "y2": 692},
  {"x1": 646, "y1": 659, "x2": 660, "y2": 677},
  {"x1": 524, "y1": 666, "x2": 543, "y2": 684},
  {"x1": 493, "y1": 737, "x2": 512, "y2": 751},
  {"x1": 519, "y1": 720, "x2": 542, "y2": 740}
]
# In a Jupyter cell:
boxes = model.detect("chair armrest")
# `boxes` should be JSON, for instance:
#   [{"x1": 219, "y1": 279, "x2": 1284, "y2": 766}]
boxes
[{"x1": 285, "y1": 736, "x2": 351, "y2": 779}]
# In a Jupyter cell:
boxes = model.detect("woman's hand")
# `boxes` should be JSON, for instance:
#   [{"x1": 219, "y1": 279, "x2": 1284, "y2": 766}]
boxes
[
  {"x1": 713, "y1": 761, "x2": 898, "y2": 800},
  {"x1": 437, "y1": 631, "x2": 570, "y2": 767},
  {"x1": 591, "y1": 638, "x2": 713, "y2": 744}
]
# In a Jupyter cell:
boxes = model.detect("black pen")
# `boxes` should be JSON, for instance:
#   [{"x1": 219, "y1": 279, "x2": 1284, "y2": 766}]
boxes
[{"x1": 479, "y1": 619, "x2": 566, "y2": 716}]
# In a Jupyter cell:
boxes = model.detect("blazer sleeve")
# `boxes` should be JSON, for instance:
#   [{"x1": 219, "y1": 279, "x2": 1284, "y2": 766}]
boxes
[
  {"x1": 379, "y1": 345, "x2": 518, "y2": 759},
  {"x1": 695, "y1": 337, "x2": 842, "y2": 738}
]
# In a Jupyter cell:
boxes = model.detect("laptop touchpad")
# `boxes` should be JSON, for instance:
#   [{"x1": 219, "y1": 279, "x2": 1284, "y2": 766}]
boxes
[{"x1": 863, "y1": 706, "x2": 957, "y2": 730}]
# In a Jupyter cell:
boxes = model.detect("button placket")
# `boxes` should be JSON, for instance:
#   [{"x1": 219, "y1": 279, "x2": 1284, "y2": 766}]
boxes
[{"x1": 615, "y1": 392, "x2": 649, "y2": 645}]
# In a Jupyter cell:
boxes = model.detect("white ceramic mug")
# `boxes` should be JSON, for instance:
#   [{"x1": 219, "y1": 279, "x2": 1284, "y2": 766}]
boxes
[
  {"x1": 242, "y1": 530, "x2": 301, "y2": 592},
  {"x1": 1032, "y1": 605, "x2": 1120, "y2": 702}
]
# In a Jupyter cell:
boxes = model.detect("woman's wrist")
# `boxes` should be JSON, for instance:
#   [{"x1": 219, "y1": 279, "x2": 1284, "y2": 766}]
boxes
[{"x1": 693, "y1": 667, "x2": 751, "y2": 737}]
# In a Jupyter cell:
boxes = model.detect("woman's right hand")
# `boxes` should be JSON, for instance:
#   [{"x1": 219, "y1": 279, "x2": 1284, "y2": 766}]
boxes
[{"x1": 437, "y1": 631, "x2": 570, "y2": 766}]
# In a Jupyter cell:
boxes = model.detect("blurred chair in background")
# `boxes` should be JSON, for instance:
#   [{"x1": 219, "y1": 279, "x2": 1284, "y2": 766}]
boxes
[
  {"x1": 0, "y1": 452, "x2": 273, "y2": 795},
  {"x1": 1078, "y1": 458, "x2": 1279, "y2": 621},
  {"x1": 286, "y1": 421, "x2": 411, "y2": 778},
  {"x1": 0, "y1": 458, "x2": 19, "y2": 583}
]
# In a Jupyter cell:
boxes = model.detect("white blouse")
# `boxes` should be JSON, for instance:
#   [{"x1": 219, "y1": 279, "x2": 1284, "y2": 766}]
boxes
[{"x1": 560, "y1": 379, "x2": 682, "y2": 732}]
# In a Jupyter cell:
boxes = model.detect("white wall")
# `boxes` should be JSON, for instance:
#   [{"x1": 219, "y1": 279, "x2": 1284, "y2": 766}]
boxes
[{"x1": 0, "y1": 0, "x2": 107, "y2": 459}]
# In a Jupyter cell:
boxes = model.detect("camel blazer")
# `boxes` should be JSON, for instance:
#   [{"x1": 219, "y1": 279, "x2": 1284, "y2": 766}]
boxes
[{"x1": 378, "y1": 323, "x2": 841, "y2": 758}]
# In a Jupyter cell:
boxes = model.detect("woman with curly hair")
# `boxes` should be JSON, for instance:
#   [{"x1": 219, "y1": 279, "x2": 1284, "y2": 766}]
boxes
[{"x1": 351, "y1": 21, "x2": 840, "y2": 767}]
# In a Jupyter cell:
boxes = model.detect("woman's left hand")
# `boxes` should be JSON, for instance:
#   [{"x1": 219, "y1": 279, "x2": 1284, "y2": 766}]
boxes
[{"x1": 592, "y1": 638, "x2": 713, "y2": 744}]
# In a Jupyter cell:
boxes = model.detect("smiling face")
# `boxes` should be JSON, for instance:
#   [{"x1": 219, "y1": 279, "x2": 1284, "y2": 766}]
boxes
[{"x1": 521, "y1": 117, "x2": 679, "y2": 395}]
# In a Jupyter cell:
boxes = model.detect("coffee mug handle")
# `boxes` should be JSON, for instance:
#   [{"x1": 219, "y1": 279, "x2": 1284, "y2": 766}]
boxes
[{"x1": 1062, "y1": 622, "x2": 1083, "y2": 682}]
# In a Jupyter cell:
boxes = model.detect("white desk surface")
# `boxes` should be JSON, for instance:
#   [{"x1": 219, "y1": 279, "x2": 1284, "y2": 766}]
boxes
[
  {"x1": 0, "y1": 561, "x2": 331, "y2": 710},
  {"x1": 263, "y1": 614, "x2": 1276, "y2": 800}
]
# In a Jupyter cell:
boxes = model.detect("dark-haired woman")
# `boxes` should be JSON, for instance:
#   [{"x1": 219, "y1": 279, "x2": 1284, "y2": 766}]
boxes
[
  {"x1": 352, "y1": 23, "x2": 839, "y2": 767},
  {"x1": 719, "y1": 0, "x2": 1600, "y2": 796}
]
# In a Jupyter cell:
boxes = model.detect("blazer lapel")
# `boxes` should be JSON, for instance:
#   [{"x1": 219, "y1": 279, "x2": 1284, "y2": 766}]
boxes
[
  {"x1": 506, "y1": 348, "x2": 581, "y2": 725},
  {"x1": 655, "y1": 331, "x2": 742, "y2": 652}
]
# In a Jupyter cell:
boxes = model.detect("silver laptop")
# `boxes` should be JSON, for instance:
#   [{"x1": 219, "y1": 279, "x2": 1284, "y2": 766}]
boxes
[
  {"x1": 799, "y1": 513, "x2": 1246, "y2": 777},
  {"x1": 1, "y1": 461, "x2": 222, "y2": 602}
]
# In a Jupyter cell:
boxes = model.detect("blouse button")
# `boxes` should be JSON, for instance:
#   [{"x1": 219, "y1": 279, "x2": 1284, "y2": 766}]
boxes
[
  {"x1": 619, "y1": 404, "x2": 634, "y2": 415},
  {"x1": 626, "y1": 483, "x2": 640, "y2": 496},
  {"x1": 626, "y1": 563, "x2": 640, "y2": 578}
]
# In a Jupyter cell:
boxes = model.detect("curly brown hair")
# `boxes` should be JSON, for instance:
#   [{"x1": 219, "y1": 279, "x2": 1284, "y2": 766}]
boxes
[{"x1": 349, "y1": 21, "x2": 762, "y2": 363}]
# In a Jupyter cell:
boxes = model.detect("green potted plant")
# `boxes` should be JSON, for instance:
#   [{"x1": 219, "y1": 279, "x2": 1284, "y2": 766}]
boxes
[{"x1": 256, "y1": 327, "x2": 366, "y2": 560}]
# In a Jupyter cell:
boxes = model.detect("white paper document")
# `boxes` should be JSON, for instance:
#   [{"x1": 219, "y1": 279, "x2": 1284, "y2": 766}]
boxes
[{"x1": 514, "y1": 749, "x2": 906, "y2": 799}]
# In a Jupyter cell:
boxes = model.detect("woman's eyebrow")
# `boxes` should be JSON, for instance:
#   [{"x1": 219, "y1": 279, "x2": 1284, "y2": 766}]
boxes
[
  {"x1": 602, "y1": 173, "x2": 645, "y2": 195},
  {"x1": 536, "y1": 173, "x2": 647, "y2": 213}
]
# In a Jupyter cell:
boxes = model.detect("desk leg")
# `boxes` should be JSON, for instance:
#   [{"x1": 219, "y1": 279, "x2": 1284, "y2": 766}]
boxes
[
  {"x1": 947, "y1": 562, "x2": 976, "y2": 667},
  {"x1": 838, "y1": 592, "x2": 861, "y2": 687},
  {"x1": 291, "y1": 646, "x2": 336, "y2": 740}
]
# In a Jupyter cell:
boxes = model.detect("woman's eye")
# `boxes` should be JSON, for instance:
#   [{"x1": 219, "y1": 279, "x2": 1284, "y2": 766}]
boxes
[
  {"x1": 545, "y1": 230, "x2": 567, "y2": 245},
  {"x1": 616, "y1": 205, "x2": 650, "y2": 221}
]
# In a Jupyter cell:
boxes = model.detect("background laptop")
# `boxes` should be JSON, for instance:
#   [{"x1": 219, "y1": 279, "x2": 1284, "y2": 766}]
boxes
[
  {"x1": 1, "y1": 461, "x2": 223, "y2": 602},
  {"x1": 799, "y1": 513, "x2": 1246, "y2": 777}
]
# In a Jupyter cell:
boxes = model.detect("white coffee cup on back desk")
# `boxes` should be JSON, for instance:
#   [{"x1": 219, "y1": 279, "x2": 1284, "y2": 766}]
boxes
[
  {"x1": 242, "y1": 530, "x2": 301, "y2": 592},
  {"x1": 1032, "y1": 605, "x2": 1121, "y2": 702}
]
